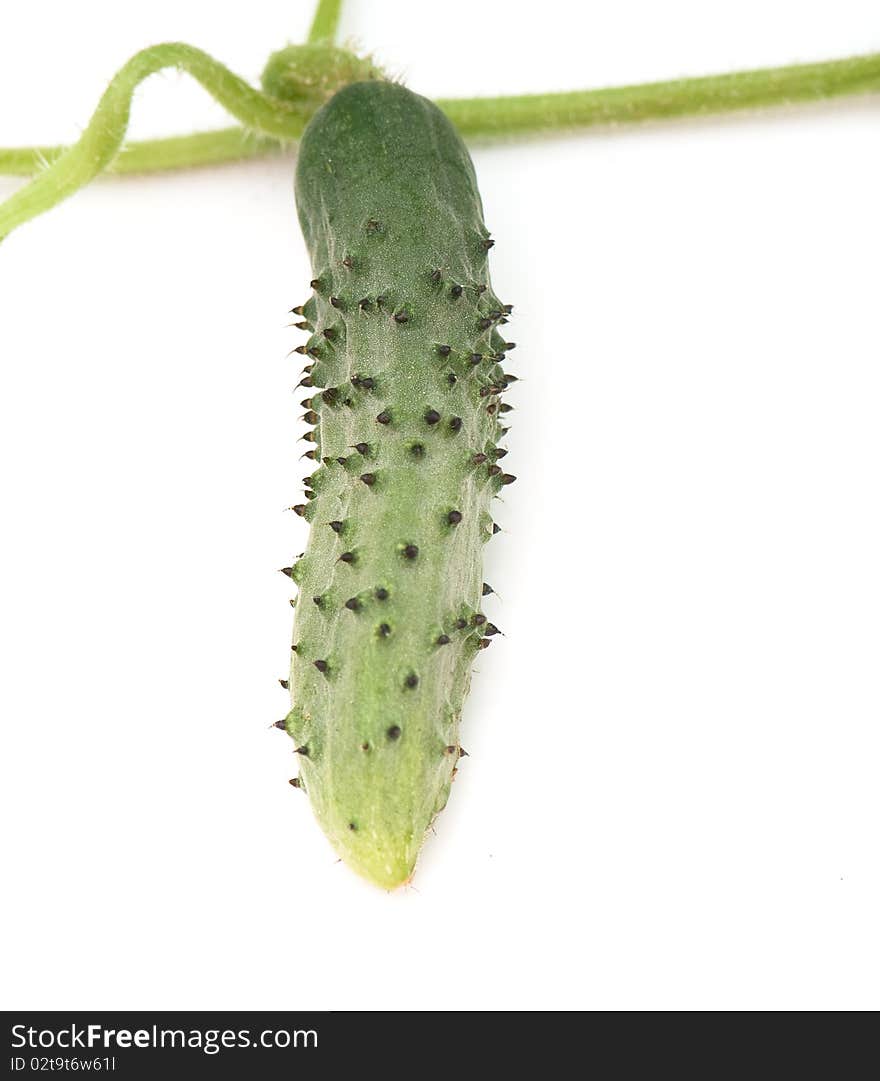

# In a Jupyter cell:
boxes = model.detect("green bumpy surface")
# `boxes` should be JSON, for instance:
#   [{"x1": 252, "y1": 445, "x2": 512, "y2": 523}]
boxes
[{"x1": 286, "y1": 81, "x2": 515, "y2": 889}]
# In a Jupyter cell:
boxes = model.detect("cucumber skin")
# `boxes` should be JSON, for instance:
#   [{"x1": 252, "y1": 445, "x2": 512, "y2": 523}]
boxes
[{"x1": 287, "y1": 81, "x2": 512, "y2": 889}]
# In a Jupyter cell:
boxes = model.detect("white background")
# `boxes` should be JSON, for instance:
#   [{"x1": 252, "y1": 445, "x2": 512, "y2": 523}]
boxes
[{"x1": 1, "y1": 1, "x2": 878, "y2": 1010}]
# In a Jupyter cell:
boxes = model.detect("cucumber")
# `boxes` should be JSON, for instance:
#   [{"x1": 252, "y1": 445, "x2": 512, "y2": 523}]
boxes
[{"x1": 285, "y1": 80, "x2": 515, "y2": 888}]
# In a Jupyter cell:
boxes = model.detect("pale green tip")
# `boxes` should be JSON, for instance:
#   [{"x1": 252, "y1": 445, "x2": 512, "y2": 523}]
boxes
[{"x1": 331, "y1": 830, "x2": 421, "y2": 891}]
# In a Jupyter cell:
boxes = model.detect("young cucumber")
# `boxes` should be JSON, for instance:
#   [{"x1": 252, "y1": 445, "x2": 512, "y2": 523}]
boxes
[{"x1": 286, "y1": 80, "x2": 514, "y2": 889}]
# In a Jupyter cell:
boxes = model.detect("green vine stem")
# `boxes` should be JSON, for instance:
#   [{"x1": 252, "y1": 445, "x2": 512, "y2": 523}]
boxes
[
  {"x1": 0, "y1": 44, "x2": 311, "y2": 240},
  {"x1": 307, "y1": 0, "x2": 345, "y2": 45},
  {"x1": 0, "y1": 127, "x2": 284, "y2": 177},
  {"x1": 0, "y1": 41, "x2": 380, "y2": 241},
  {"x1": 2, "y1": 48, "x2": 879, "y2": 240},
  {"x1": 0, "y1": 0, "x2": 345, "y2": 185},
  {"x1": 441, "y1": 51, "x2": 880, "y2": 136}
]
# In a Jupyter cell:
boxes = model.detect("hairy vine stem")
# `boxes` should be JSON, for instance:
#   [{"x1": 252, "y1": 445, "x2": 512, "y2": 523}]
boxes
[
  {"x1": 0, "y1": 43, "x2": 311, "y2": 239},
  {"x1": 307, "y1": 0, "x2": 345, "y2": 45},
  {"x1": 441, "y1": 52, "x2": 880, "y2": 136}
]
